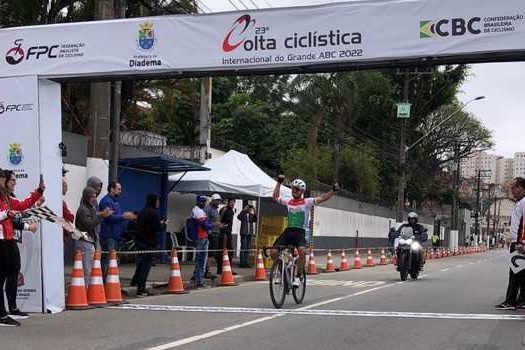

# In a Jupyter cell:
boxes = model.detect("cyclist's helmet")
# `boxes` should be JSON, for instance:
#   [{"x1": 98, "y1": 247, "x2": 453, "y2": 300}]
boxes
[
  {"x1": 408, "y1": 212, "x2": 418, "y2": 222},
  {"x1": 291, "y1": 179, "x2": 307, "y2": 191}
]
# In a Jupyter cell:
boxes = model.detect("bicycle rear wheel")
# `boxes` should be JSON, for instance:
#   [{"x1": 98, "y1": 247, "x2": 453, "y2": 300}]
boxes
[
  {"x1": 292, "y1": 270, "x2": 306, "y2": 304},
  {"x1": 269, "y1": 259, "x2": 286, "y2": 309}
]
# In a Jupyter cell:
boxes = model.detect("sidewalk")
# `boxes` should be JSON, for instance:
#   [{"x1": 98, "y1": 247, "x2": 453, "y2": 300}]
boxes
[{"x1": 65, "y1": 257, "x2": 258, "y2": 298}]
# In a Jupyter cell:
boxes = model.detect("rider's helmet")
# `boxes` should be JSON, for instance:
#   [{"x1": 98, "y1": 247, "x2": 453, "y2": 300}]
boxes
[
  {"x1": 291, "y1": 179, "x2": 306, "y2": 191},
  {"x1": 407, "y1": 211, "x2": 418, "y2": 224}
]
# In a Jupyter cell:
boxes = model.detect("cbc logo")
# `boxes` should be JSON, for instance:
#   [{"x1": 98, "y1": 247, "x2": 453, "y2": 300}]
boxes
[{"x1": 420, "y1": 17, "x2": 481, "y2": 38}]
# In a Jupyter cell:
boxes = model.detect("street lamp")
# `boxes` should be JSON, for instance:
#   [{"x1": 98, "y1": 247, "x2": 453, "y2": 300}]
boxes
[
  {"x1": 395, "y1": 95, "x2": 485, "y2": 223},
  {"x1": 405, "y1": 96, "x2": 485, "y2": 153}
]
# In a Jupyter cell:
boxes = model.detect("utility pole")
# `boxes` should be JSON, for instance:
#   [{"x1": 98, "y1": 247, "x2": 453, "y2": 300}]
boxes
[
  {"x1": 485, "y1": 184, "x2": 494, "y2": 242},
  {"x1": 89, "y1": 0, "x2": 114, "y2": 159},
  {"x1": 492, "y1": 186, "x2": 499, "y2": 240},
  {"x1": 396, "y1": 70, "x2": 409, "y2": 223},
  {"x1": 110, "y1": 0, "x2": 126, "y2": 181},
  {"x1": 475, "y1": 169, "x2": 491, "y2": 238},
  {"x1": 199, "y1": 78, "x2": 212, "y2": 164},
  {"x1": 475, "y1": 170, "x2": 481, "y2": 238},
  {"x1": 451, "y1": 142, "x2": 461, "y2": 230}
]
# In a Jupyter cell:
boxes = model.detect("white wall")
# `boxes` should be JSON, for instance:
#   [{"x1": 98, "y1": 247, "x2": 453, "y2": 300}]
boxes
[
  {"x1": 314, "y1": 206, "x2": 433, "y2": 239},
  {"x1": 63, "y1": 157, "x2": 109, "y2": 214}
]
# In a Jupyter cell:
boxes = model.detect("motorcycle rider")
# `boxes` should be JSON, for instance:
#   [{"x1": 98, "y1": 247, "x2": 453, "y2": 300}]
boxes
[{"x1": 395, "y1": 212, "x2": 428, "y2": 268}]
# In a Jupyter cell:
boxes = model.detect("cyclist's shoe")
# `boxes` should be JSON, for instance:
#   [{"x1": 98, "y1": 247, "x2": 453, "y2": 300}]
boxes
[{"x1": 292, "y1": 276, "x2": 301, "y2": 288}]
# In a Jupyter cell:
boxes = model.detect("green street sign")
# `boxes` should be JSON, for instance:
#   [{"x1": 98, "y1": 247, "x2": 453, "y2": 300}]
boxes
[{"x1": 397, "y1": 103, "x2": 411, "y2": 119}]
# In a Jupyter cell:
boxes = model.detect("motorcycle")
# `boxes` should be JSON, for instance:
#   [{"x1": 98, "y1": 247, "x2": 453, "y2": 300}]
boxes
[{"x1": 394, "y1": 226, "x2": 423, "y2": 281}]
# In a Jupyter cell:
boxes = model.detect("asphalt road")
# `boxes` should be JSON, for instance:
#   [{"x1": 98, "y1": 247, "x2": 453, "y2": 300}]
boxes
[{"x1": 2, "y1": 249, "x2": 524, "y2": 350}]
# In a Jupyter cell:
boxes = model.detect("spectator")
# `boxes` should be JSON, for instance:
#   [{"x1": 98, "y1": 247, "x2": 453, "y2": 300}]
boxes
[
  {"x1": 431, "y1": 233, "x2": 440, "y2": 248},
  {"x1": 191, "y1": 195, "x2": 212, "y2": 289},
  {"x1": 86, "y1": 176, "x2": 103, "y2": 246},
  {"x1": 387, "y1": 227, "x2": 397, "y2": 255},
  {"x1": 237, "y1": 204, "x2": 257, "y2": 268},
  {"x1": 205, "y1": 193, "x2": 222, "y2": 278},
  {"x1": 190, "y1": 195, "x2": 224, "y2": 288},
  {"x1": 495, "y1": 177, "x2": 525, "y2": 310},
  {"x1": 0, "y1": 169, "x2": 44, "y2": 327},
  {"x1": 87, "y1": 176, "x2": 103, "y2": 204},
  {"x1": 75, "y1": 187, "x2": 113, "y2": 286},
  {"x1": 62, "y1": 169, "x2": 74, "y2": 241},
  {"x1": 99, "y1": 181, "x2": 137, "y2": 279},
  {"x1": 218, "y1": 199, "x2": 236, "y2": 275},
  {"x1": 133, "y1": 194, "x2": 166, "y2": 297}
]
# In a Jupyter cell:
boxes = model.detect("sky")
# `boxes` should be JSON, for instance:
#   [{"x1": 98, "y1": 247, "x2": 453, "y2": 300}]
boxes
[{"x1": 199, "y1": 0, "x2": 523, "y2": 158}]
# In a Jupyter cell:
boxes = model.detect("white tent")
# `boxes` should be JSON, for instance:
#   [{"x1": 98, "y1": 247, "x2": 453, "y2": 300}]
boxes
[{"x1": 169, "y1": 150, "x2": 291, "y2": 198}]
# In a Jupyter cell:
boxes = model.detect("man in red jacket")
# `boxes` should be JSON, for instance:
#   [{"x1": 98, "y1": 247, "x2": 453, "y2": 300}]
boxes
[{"x1": 0, "y1": 169, "x2": 44, "y2": 327}]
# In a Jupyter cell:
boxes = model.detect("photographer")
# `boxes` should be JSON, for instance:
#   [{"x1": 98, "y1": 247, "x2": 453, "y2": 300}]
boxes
[{"x1": 237, "y1": 204, "x2": 257, "y2": 268}]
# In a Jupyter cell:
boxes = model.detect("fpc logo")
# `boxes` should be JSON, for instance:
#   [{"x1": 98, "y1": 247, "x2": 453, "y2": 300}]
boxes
[
  {"x1": 8, "y1": 143, "x2": 23, "y2": 166},
  {"x1": 420, "y1": 18, "x2": 481, "y2": 38},
  {"x1": 5, "y1": 39, "x2": 25, "y2": 65},
  {"x1": 222, "y1": 15, "x2": 257, "y2": 52},
  {"x1": 137, "y1": 21, "x2": 155, "y2": 50}
]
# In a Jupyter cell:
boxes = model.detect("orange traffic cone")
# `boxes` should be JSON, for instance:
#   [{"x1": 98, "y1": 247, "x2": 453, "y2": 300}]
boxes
[
  {"x1": 379, "y1": 249, "x2": 387, "y2": 265},
  {"x1": 339, "y1": 249, "x2": 349, "y2": 271},
  {"x1": 325, "y1": 250, "x2": 335, "y2": 272},
  {"x1": 308, "y1": 249, "x2": 318, "y2": 275},
  {"x1": 366, "y1": 249, "x2": 375, "y2": 267},
  {"x1": 353, "y1": 249, "x2": 362, "y2": 269},
  {"x1": 392, "y1": 253, "x2": 398, "y2": 265},
  {"x1": 254, "y1": 249, "x2": 267, "y2": 281},
  {"x1": 167, "y1": 249, "x2": 189, "y2": 294},
  {"x1": 105, "y1": 250, "x2": 123, "y2": 304},
  {"x1": 220, "y1": 248, "x2": 237, "y2": 286},
  {"x1": 87, "y1": 250, "x2": 107, "y2": 306},
  {"x1": 66, "y1": 250, "x2": 89, "y2": 310},
  {"x1": 428, "y1": 249, "x2": 434, "y2": 260}
]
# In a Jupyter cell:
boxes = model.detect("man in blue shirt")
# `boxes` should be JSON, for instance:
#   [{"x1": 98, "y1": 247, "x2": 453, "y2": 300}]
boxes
[{"x1": 99, "y1": 181, "x2": 137, "y2": 279}]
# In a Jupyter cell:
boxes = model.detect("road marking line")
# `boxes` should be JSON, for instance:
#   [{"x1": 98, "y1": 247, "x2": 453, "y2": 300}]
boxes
[
  {"x1": 145, "y1": 315, "x2": 283, "y2": 350},
  {"x1": 307, "y1": 280, "x2": 386, "y2": 288},
  {"x1": 136, "y1": 283, "x2": 396, "y2": 349},
  {"x1": 457, "y1": 264, "x2": 464, "y2": 268},
  {"x1": 440, "y1": 268, "x2": 450, "y2": 272},
  {"x1": 114, "y1": 304, "x2": 525, "y2": 321}
]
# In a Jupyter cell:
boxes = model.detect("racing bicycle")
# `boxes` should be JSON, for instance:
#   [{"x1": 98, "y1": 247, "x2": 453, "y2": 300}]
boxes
[{"x1": 263, "y1": 245, "x2": 306, "y2": 309}]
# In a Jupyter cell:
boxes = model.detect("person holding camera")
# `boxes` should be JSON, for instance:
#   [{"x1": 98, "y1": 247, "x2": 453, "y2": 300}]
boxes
[{"x1": 238, "y1": 204, "x2": 257, "y2": 268}]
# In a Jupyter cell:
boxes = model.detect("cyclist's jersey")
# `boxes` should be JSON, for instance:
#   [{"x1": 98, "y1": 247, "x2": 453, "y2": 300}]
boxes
[{"x1": 278, "y1": 196, "x2": 315, "y2": 230}]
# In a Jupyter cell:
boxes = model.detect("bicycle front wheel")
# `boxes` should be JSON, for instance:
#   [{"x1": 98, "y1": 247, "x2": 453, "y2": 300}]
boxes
[
  {"x1": 269, "y1": 259, "x2": 286, "y2": 309},
  {"x1": 292, "y1": 270, "x2": 306, "y2": 304}
]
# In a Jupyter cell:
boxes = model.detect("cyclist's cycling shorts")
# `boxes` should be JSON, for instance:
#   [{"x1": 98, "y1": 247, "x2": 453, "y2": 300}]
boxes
[{"x1": 273, "y1": 228, "x2": 307, "y2": 248}]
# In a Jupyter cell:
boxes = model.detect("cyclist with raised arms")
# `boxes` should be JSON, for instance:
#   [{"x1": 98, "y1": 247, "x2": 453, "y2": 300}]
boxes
[{"x1": 272, "y1": 175, "x2": 339, "y2": 286}]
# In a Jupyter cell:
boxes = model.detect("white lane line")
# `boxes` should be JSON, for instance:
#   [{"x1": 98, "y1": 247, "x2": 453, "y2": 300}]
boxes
[
  {"x1": 440, "y1": 268, "x2": 450, "y2": 272},
  {"x1": 138, "y1": 283, "x2": 396, "y2": 349},
  {"x1": 145, "y1": 315, "x2": 283, "y2": 350},
  {"x1": 456, "y1": 264, "x2": 464, "y2": 268},
  {"x1": 420, "y1": 274, "x2": 427, "y2": 278},
  {"x1": 114, "y1": 304, "x2": 525, "y2": 321}
]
